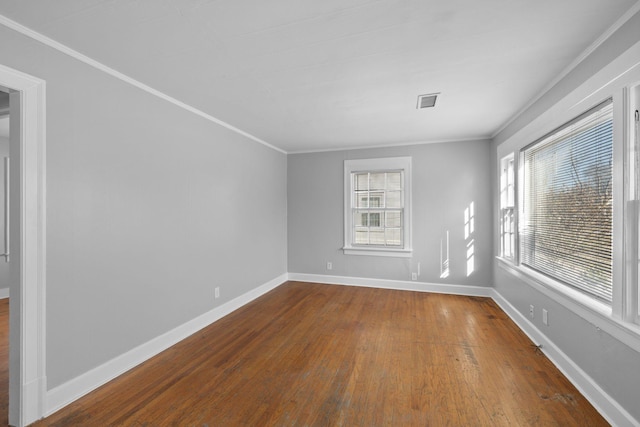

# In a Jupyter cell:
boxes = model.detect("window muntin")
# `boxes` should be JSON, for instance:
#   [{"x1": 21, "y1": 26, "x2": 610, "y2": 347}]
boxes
[
  {"x1": 500, "y1": 154, "x2": 516, "y2": 260},
  {"x1": 520, "y1": 99, "x2": 613, "y2": 303},
  {"x1": 344, "y1": 157, "x2": 412, "y2": 256}
]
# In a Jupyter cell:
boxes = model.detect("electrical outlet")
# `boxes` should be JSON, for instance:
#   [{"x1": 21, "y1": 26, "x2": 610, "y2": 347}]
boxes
[
  {"x1": 326, "y1": 262, "x2": 333, "y2": 270},
  {"x1": 215, "y1": 287, "x2": 220, "y2": 299},
  {"x1": 411, "y1": 272, "x2": 418, "y2": 281},
  {"x1": 529, "y1": 305, "x2": 534, "y2": 319},
  {"x1": 542, "y1": 309, "x2": 548, "y2": 326}
]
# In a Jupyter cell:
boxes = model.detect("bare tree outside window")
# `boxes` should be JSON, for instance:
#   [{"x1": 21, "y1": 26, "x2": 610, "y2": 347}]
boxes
[{"x1": 521, "y1": 100, "x2": 613, "y2": 302}]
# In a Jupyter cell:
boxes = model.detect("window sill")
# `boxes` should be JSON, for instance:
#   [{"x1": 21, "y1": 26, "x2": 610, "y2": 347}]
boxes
[
  {"x1": 343, "y1": 247, "x2": 413, "y2": 258},
  {"x1": 496, "y1": 256, "x2": 640, "y2": 354}
]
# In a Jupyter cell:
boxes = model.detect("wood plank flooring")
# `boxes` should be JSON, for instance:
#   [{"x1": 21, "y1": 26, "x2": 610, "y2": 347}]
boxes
[
  {"x1": 0, "y1": 298, "x2": 7, "y2": 426},
  {"x1": 30, "y1": 282, "x2": 608, "y2": 426}
]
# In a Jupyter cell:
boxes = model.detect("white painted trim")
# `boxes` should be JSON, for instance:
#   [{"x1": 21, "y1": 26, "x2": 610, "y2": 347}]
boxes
[
  {"x1": 0, "y1": 63, "x2": 47, "y2": 427},
  {"x1": 0, "y1": 14, "x2": 286, "y2": 156},
  {"x1": 491, "y1": 0, "x2": 640, "y2": 139},
  {"x1": 0, "y1": 288, "x2": 9, "y2": 299},
  {"x1": 287, "y1": 273, "x2": 493, "y2": 297},
  {"x1": 491, "y1": 289, "x2": 640, "y2": 427},
  {"x1": 342, "y1": 248, "x2": 413, "y2": 257},
  {"x1": 288, "y1": 136, "x2": 489, "y2": 155},
  {"x1": 45, "y1": 273, "x2": 287, "y2": 417}
]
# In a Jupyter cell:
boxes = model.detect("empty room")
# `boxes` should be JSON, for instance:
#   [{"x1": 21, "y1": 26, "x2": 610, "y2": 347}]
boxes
[{"x1": 0, "y1": 0, "x2": 639, "y2": 426}]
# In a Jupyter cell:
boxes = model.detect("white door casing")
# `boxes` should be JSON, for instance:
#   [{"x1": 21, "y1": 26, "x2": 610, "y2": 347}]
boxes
[{"x1": 0, "y1": 63, "x2": 46, "y2": 427}]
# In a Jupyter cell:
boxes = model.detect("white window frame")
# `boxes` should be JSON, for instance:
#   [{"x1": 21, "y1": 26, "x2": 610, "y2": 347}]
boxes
[
  {"x1": 626, "y1": 83, "x2": 640, "y2": 326},
  {"x1": 343, "y1": 157, "x2": 412, "y2": 257}
]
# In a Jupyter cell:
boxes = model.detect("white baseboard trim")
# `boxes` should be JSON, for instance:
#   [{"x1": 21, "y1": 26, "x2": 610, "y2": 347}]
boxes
[
  {"x1": 0, "y1": 288, "x2": 8, "y2": 299},
  {"x1": 45, "y1": 273, "x2": 288, "y2": 417},
  {"x1": 287, "y1": 272, "x2": 493, "y2": 297},
  {"x1": 491, "y1": 289, "x2": 639, "y2": 427}
]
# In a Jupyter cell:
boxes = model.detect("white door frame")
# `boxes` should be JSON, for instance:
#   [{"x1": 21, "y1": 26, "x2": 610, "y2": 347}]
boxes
[{"x1": 0, "y1": 63, "x2": 46, "y2": 427}]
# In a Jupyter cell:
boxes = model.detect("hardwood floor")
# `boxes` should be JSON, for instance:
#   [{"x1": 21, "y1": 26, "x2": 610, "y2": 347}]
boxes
[
  {"x1": 0, "y1": 298, "x2": 7, "y2": 426},
  {"x1": 31, "y1": 282, "x2": 608, "y2": 426}
]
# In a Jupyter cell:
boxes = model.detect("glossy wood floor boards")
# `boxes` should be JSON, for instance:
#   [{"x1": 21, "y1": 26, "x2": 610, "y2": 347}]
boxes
[
  {"x1": 0, "y1": 298, "x2": 7, "y2": 426},
  {"x1": 31, "y1": 282, "x2": 608, "y2": 426}
]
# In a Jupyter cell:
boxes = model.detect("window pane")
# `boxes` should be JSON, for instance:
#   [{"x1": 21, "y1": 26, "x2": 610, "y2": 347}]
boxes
[
  {"x1": 506, "y1": 160, "x2": 515, "y2": 206},
  {"x1": 369, "y1": 192, "x2": 383, "y2": 207},
  {"x1": 369, "y1": 212, "x2": 381, "y2": 227},
  {"x1": 501, "y1": 208, "x2": 515, "y2": 259},
  {"x1": 386, "y1": 191, "x2": 402, "y2": 208},
  {"x1": 355, "y1": 229, "x2": 369, "y2": 244},
  {"x1": 521, "y1": 100, "x2": 613, "y2": 302},
  {"x1": 386, "y1": 211, "x2": 402, "y2": 228},
  {"x1": 355, "y1": 192, "x2": 368, "y2": 208},
  {"x1": 355, "y1": 212, "x2": 367, "y2": 227},
  {"x1": 369, "y1": 230, "x2": 385, "y2": 245},
  {"x1": 355, "y1": 173, "x2": 369, "y2": 190},
  {"x1": 385, "y1": 228, "x2": 402, "y2": 246},
  {"x1": 370, "y1": 173, "x2": 385, "y2": 190},
  {"x1": 387, "y1": 172, "x2": 401, "y2": 190},
  {"x1": 500, "y1": 156, "x2": 515, "y2": 209}
]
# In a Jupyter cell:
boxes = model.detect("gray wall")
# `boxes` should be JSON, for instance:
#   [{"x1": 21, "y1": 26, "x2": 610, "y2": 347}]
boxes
[
  {"x1": 0, "y1": 135, "x2": 7, "y2": 292},
  {"x1": 0, "y1": 25, "x2": 287, "y2": 388},
  {"x1": 288, "y1": 140, "x2": 493, "y2": 287},
  {"x1": 491, "y1": 8, "x2": 640, "y2": 423}
]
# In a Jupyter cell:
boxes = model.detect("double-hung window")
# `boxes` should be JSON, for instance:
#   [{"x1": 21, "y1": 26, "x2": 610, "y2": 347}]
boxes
[
  {"x1": 344, "y1": 157, "x2": 412, "y2": 257},
  {"x1": 520, "y1": 99, "x2": 613, "y2": 303},
  {"x1": 500, "y1": 154, "x2": 516, "y2": 260}
]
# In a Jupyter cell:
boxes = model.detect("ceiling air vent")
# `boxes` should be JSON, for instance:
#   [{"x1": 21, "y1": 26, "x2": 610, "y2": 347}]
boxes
[{"x1": 416, "y1": 93, "x2": 439, "y2": 109}]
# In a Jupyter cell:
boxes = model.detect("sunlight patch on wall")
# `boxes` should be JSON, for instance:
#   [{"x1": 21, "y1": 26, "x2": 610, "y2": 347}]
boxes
[
  {"x1": 466, "y1": 239, "x2": 475, "y2": 277},
  {"x1": 440, "y1": 230, "x2": 450, "y2": 278},
  {"x1": 465, "y1": 202, "x2": 475, "y2": 277}
]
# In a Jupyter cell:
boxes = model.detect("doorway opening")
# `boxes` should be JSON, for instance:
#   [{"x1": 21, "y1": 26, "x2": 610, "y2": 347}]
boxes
[
  {"x1": 0, "y1": 63, "x2": 46, "y2": 427},
  {"x1": 0, "y1": 87, "x2": 10, "y2": 425}
]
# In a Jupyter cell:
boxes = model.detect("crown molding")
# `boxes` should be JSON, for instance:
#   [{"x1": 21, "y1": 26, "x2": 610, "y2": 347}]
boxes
[
  {"x1": 287, "y1": 135, "x2": 490, "y2": 155},
  {"x1": 0, "y1": 14, "x2": 287, "y2": 155}
]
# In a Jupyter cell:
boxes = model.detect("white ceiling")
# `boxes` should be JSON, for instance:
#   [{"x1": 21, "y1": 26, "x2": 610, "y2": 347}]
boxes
[{"x1": 0, "y1": 0, "x2": 637, "y2": 153}]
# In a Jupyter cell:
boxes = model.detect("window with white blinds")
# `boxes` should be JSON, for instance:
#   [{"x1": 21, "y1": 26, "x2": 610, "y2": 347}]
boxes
[{"x1": 520, "y1": 99, "x2": 613, "y2": 303}]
